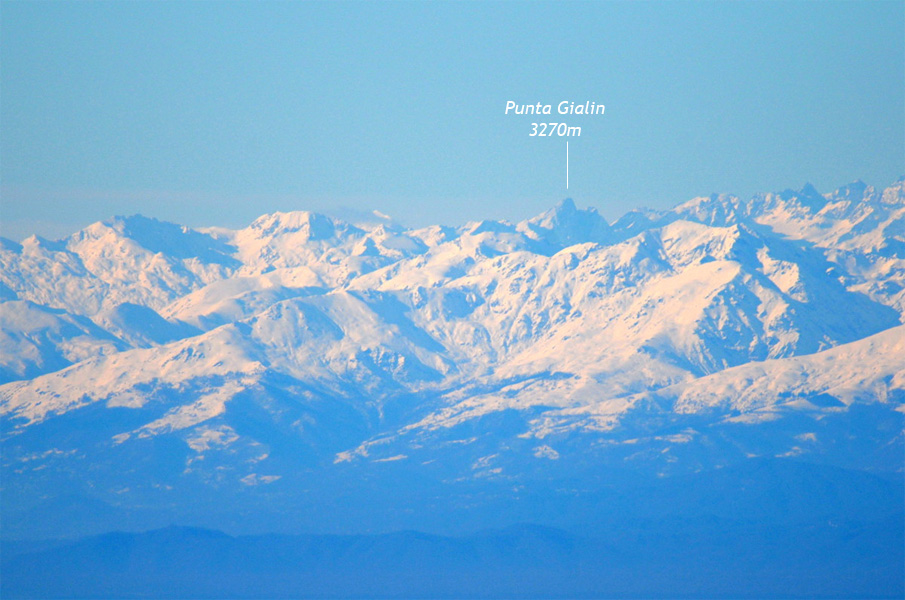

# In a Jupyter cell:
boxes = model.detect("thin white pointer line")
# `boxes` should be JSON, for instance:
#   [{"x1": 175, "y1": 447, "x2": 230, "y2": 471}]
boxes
[{"x1": 566, "y1": 141, "x2": 569, "y2": 190}]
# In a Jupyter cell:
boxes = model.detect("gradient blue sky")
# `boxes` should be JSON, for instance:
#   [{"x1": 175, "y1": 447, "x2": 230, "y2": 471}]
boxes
[{"x1": 2, "y1": 1, "x2": 903, "y2": 240}]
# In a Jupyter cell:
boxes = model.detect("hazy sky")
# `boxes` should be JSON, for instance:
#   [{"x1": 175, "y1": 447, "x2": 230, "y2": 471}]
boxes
[{"x1": 2, "y1": 1, "x2": 903, "y2": 240}]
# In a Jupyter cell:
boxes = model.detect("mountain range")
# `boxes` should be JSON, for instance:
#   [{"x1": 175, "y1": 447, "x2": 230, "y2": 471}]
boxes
[{"x1": 1, "y1": 179, "x2": 904, "y2": 597}]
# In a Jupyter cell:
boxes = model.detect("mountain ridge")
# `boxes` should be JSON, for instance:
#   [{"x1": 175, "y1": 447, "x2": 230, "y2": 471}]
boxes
[{"x1": 1, "y1": 179, "x2": 903, "y2": 539}]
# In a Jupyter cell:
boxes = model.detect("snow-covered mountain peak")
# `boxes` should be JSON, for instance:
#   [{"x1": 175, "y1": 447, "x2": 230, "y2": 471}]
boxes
[
  {"x1": 829, "y1": 179, "x2": 870, "y2": 203},
  {"x1": 245, "y1": 210, "x2": 351, "y2": 241},
  {"x1": 656, "y1": 219, "x2": 754, "y2": 266},
  {"x1": 881, "y1": 177, "x2": 905, "y2": 205},
  {"x1": 765, "y1": 183, "x2": 829, "y2": 215},
  {"x1": 232, "y1": 212, "x2": 389, "y2": 282},
  {"x1": 671, "y1": 193, "x2": 743, "y2": 227},
  {"x1": 70, "y1": 215, "x2": 239, "y2": 267},
  {"x1": 525, "y1": 197, "x2": 590, "y2": 226},
  {"x1": 519, "y1": 197, "x2": 613, "y2": 251}
]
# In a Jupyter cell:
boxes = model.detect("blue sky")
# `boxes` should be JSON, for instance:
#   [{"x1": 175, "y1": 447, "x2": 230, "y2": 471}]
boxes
[{"x1": 2, "y1": 1, "x2": 903, "y2": 240}]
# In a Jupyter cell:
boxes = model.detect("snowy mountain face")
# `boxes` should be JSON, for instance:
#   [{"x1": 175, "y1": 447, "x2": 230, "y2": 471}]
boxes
[{"x1": 1, "y1": 183, "x2": 903, "y2": 538}]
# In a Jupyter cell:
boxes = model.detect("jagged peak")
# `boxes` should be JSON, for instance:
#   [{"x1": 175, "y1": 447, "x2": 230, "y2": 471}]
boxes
[
  {"x1": 526, "y1": 198, "x2": 606, "y2": 228},
  {"x1": 553, "y1": 197, "x2": 577, "y2": 213},
  {"x1": 515, "y1": 199, "x2": 612, "y2": 252},
  {"x1": 530, "y1": 197, "x2": 602, "y2": 223},
  {"x1": 774, "y1": 183, "x2": 827, "y2": 211},
  {"x1": 799, "y1": 182, "x2": 822, "y2": 198}
]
